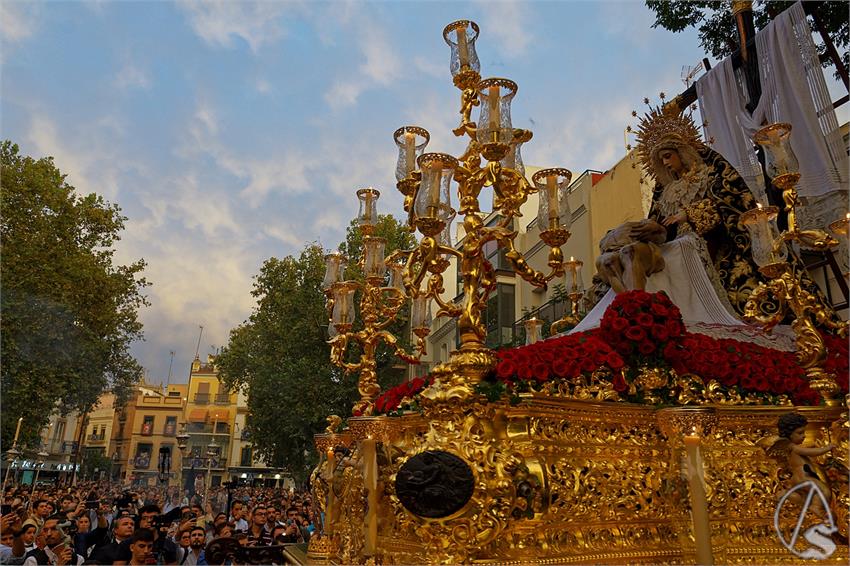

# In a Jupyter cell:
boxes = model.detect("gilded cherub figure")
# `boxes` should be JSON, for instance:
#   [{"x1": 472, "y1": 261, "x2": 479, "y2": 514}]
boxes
[{"x1": 762, "y1": 413, "x2": 835, "y2": 519}]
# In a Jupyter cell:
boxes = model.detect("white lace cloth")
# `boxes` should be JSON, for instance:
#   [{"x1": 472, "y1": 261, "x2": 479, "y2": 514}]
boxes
[
  {"x1": 566, "y1": 235, "x2": 797, "y2": 352},
  {"x1": 696, "y1": 1, "x2": 847, "y2": 201}
]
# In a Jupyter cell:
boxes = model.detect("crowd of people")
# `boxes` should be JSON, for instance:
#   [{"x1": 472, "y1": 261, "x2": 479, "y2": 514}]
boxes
[{"x1": 0, "y1": 481, "x2": 317, "y2": 565}]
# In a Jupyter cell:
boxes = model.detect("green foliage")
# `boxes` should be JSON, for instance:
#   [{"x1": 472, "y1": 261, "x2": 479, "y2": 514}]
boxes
[
  {"x1": 216, "y1": 215, "x2": 416, "y2": 482},
  {"x1": 645, "y1": 1, "x2": 848, "y2": 81},
  {"x1": 1, "y1": 141, "x2": 148, "y2": 449}
]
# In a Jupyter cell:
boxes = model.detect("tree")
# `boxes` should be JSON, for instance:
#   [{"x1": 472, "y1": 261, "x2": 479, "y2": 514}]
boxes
[
  {"x1": 645, "y1": 1, "x2": 848, "y2": 81},
  {"x1": 1, "y1": 141, "x2": 149, "y2": 449},
  {"x1": 216, "y1": 215, "x2": 416, "y2": 482}
]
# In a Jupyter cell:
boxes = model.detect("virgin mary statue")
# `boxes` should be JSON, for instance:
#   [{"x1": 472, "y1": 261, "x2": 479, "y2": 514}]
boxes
[{"x1": 574, "y1": 102, "x2": 834, "y2": 342}]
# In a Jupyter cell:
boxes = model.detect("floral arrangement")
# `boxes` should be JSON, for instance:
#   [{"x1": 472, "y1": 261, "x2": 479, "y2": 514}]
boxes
[
  {"x1": 371, "y1": 374, "x2": 433, "y2": 416},
  {"x1": 367, "y1": 291, "x2": 848, "y2": 415}
]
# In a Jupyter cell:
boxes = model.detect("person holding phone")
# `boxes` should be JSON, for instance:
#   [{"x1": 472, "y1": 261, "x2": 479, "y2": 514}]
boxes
[{"x1": 23, "y1": 516, "x2": 84, "y2": 565}]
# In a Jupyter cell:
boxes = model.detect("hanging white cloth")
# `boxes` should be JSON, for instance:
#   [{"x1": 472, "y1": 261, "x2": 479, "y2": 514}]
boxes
[{"x1": 696, "y1": 1, "x2": 847, "y2": 200}]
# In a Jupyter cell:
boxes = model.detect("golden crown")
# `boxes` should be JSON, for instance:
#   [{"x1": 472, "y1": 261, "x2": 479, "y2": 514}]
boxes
[{"x1": 627, "y1": 94, "x2": 705, "y2": 173}]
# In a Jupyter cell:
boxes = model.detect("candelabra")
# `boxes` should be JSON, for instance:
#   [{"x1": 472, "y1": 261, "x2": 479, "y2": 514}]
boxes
[
  {"x1": 550, "y1": 256, "x2": 585, "y2": 334},
  {"x1": 391, "y1": 19, "x2": 573, "y2": 400},
  {"x1": 324, "y1": 189, "x2": 430, "y2": 416},
  {"x1": 743, "y1": 123, "x2": 848, "y2": 406}
]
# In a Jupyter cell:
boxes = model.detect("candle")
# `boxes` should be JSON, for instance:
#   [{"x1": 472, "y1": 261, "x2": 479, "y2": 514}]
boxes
[
  {"x1": 456, "y1": 24, "x2": 469, "y2": 69},
  {"x1": 427, "y1": 163, "x2": 442, "y2": 218},
  {"x1": 488, "y1": 85, "x2": 500, "y2": 139},
  {"x1": 12, "y1": 417, "x2": 23, "y2": 445},
  {"x1": 756, "y1": 202, "x2": 763, "y2": 210},
  {"x1": 547, "y1": 175, "x2": 559, "y2": 228},
  {"x1": 325, "y1": 447, "x2": 336, "y2": 535},
  {"x1": 683, "y1": 432, "x2": 714, "y2": 565},
  {"x1": 404, "y1": 132, "x2": 415, "y2": 175},
  {"x1": 362, "y1": 438, "x2": 378, "y2": 556},
  {"x1": 363, "y1": 193, "x2": 373, "y2": 225}
]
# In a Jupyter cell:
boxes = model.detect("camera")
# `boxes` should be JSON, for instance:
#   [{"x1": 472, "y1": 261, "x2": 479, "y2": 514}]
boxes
[
  {"x1": 150, "y1": 515, "x2": 170, "y2": 530},
  {"x1": 85, "y1": 499, "x2": 99, "y2": 510}
]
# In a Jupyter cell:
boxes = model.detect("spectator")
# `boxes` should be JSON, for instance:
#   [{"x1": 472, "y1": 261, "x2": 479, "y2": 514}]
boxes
[
  {"x1": 246, "y1": 507, "x2": 270, "y2": 547},
  {"x1": 87, "y1": 515, "x2": 134, "y2": 564},
  {"x1": 23, "y1": 515, "x2": 84, "y2": 565},
  {"x1": 123, "y1": 529, "x2": 154, "y2": 566},
  {"x1": 27, "y1": 501, "x2": 51, "y2": 528},
  {"x1": 228, "y1": 503, "x2": 247, "y2": 532},
  {"x1": 182, "y1": 527, "x2": 206, "y2": 566},
  {"x1": 72, "y1": 506, "x2": 107, "y2": 559}
]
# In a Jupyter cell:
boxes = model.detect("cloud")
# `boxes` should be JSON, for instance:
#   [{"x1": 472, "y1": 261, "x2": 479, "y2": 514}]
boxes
[
  {"x1": 114, "y1": 63, "x2": 151, "y2": 90},
  {"x1": 176, "y1": 0, "x2": 293, "y2": 53},
  {"x1": 473, "y1": 0, "x2": 532, "y2": 58},
  {"x1": 0, "y1": 1, "x2": 41, "y2": 43},
  {"x1": 323, "y1": 21, "x2": 403, "y2": 110},
  {"x1": 25, "y1": 114, "x2": 126, "y2": 201},
  {"x1": 254, "y1": 77, "x2": 272, "y2": 94}
]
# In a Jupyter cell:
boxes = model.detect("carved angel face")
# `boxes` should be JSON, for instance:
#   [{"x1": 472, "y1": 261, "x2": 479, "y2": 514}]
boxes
[{"x1": 789, "y1": 425, "x2": 806, "y2": 445}]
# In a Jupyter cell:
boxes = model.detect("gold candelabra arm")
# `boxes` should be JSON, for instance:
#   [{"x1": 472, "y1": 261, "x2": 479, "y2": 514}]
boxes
[
  {"x1": 376, "y1": 330, "x2": 427, "y2": 364},
  {"x1": 329, "y1": 334, "x2": 365, "y2": 374},
  {"x1": 550, "y1": 292, "x2": 584, "y2": 335},
  {"x1": 493, "y1": 227, "x2": 559, "y2": 289},
  {"x1": 743, "y1": 279, "x2": 787, "y2": 333},
  {"x1": 427, "y1": 272, "x2": 463, "y2": 319}
]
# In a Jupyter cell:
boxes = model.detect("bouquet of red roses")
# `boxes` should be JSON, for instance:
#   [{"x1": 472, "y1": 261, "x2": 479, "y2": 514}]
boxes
[
  {"x1": 599, "y1": 290, "x2": 686, "y2": 365},
  {"x1": 373, "y1": 375, "x2": 433, "y2": 415}
]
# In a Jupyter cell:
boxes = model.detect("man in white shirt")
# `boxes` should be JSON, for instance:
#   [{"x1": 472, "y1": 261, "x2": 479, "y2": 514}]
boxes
[{"x1": 23, "y1": 517, "x2": 83, "y2": 566}]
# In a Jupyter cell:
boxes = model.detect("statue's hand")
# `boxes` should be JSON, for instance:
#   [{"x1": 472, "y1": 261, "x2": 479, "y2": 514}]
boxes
[
  {"x1": 630, "y1": 219, "x2": 665, "y2": 241},
  {"x1": 661, "y1": 211, "x2": 687, "y2": 227}
]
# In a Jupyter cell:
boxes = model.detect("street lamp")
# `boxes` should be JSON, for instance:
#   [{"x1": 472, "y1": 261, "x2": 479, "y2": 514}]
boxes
[
  {"x1": 203, "y1": 437, "x2": 218, "y2": 509},
  {"x1": 1, "y1": 447, "x2": 21, "y2": 492},
  {"x1": 176, "y1": 424, "x2": 190, "y2": 491},
  {"x1": 32, "y1": 451, "x2": 49, "y2": 487}
]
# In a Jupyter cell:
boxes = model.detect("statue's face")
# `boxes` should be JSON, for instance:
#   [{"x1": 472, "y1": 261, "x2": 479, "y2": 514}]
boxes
[
  {"x1": 658, "y1": 148, "x2": 684, "y2": 176},
  {"x1": 790, "y1": 425, "x2": 806, "y2": 445}
]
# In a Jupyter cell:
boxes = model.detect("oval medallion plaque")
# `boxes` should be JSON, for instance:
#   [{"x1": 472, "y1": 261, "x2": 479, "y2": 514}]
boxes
[{"x1": 395, "y1": 450, "x2": 474, "y2": 518}]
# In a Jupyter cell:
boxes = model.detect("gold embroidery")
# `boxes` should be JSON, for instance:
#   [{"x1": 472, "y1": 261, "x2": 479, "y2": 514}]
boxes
[{"x1": 684, "y1": 198, "x2": 720, "y2": 235}]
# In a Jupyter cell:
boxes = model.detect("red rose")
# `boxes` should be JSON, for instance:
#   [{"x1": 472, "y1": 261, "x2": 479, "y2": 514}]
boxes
[
  {"x1": 606, "y1": 352, "x2": 625, "y2": 370},
  {"x1": 581, "y1": 357, "x2": 597, "y2": 373},
  {"x1": 612, "y1": 372, "x2": 628, "y2": 393},
  {"x1": 636, "y1": 313, "x2": 655, "y2": 328},
  {"x1": 638, "y1": 341, "x2": 656, "y2": 355},
  {"x1": 612, "y1": 317, "x2": 629, "y2": 332},
  {"x1": 533, "y1": 362, "x2": 551, "y2": 382},
  {"x1": 562, "y1": 347, "x2": 579, "y2": 360},
  {"x1": 518, "y1": 364, "x2": 534, "y2": 381},
  {"x1": 496, "y1": 359, "x2": 517, "y2": 380},
  {"x1": 552, "y1": 358, "x2": 571, "y2": 378},
  {"x1": 624, "y1": 326, "x2": 647, "y2": 342},
  {"x1": 650, "y1": 303, "x2": 669, "y2": 317},
  {"x1": 623, "y1": 303, "x2": 640, "y2": 317},
  {"x1": 651, "y1": 324, "x2": 669, "y2": 342}
]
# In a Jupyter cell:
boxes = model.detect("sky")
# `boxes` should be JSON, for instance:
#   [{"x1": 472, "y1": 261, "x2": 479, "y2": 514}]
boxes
[{"x1": 2, "y1": 1, "x2": 842, "y2": 384}]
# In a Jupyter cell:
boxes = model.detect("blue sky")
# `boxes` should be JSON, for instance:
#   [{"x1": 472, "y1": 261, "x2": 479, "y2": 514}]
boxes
[{"x1": 2, "y1": 0, "x2": 824, "y2": 384}]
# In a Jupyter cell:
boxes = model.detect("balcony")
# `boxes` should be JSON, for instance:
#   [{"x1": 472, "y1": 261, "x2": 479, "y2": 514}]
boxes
[
  {"x1": 214, "y1": 393, "x2": 230, "y2": 405},
  {"x1": 88, "y1": 434, "x2": 106, "y2": 444},
  {"x1": 194, "y1": 393, "x2": 210, "y2": 405},
  {"x1": 183, "y1": 456, "x2": 228, "y2": 470}
]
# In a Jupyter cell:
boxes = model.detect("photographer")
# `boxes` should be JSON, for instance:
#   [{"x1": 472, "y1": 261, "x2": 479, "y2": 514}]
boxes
[
  {"x1": 23, "y1": 515, "x2": 84, "y2": 565},
  {"x1": 71, "y1": 502, "x2": 107, "y2": 559},
  {"x1": 115, "y1": 505, "x2": 178, "y2": 565}
]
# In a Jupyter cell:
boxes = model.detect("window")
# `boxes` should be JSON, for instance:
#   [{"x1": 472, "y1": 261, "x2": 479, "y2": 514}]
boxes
[
  {"x1": 195, "y1": 382, "x2": 210, "y2": 404},
  {"x1": 485, "y1": 283, "x2": 515, "y2": 348},
  {"x1": 134, "y1": 444, "x2": 152, "y2": 469},
  {"x1": 240, "y1": 446, "x2": 252, "y2": 467},
  {"x1": 141, "y1": 416, "x2": 154, "y2": 435},
  {"x1": 164, "y1": 417, "x2": 177, "y2": 436}
]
